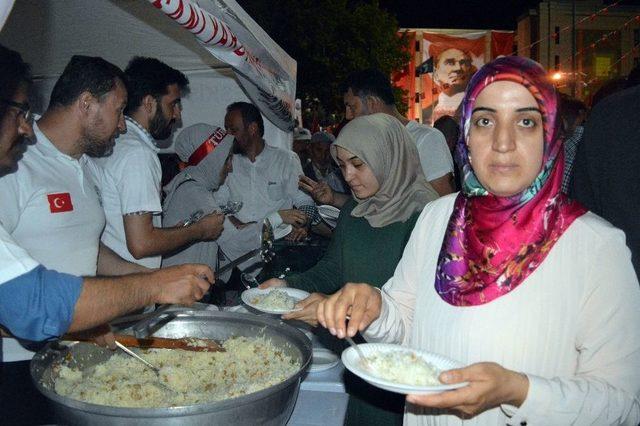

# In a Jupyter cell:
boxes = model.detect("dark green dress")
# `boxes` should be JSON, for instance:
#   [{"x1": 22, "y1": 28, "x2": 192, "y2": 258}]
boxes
[{"x1": 287, "y1": 199, "x2": 422, "y2": 426}]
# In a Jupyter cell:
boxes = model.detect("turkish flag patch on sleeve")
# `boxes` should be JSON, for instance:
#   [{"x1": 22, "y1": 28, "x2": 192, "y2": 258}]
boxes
[{"x1": 47, "y1": 192, "x2": 74, "y2": 213}]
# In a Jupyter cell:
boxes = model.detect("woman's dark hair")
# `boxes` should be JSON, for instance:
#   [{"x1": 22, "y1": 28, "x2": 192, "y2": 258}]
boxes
[
  {"x1": 0, "y1": 44, "x2": 32, "y2": 119},
  {"x1": 226, "y1": 101, "x2": 265, "y2": 137},
  {"x1": 124, "y1": 57, "x2": 189, "y2": 115},
  {"x1": 49, "y1": 55, "x2": 124, "y2": 108}
]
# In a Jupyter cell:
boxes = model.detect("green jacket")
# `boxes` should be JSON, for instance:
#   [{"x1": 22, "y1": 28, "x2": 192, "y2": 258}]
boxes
[{"x1": 287, "y1": 198, "x2": 421, "y2": 294}]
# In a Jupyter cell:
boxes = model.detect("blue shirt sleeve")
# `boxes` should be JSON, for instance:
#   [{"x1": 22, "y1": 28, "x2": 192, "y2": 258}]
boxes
[{"x1": 0, "y1": 265, "x2": 83, "y2": 341}]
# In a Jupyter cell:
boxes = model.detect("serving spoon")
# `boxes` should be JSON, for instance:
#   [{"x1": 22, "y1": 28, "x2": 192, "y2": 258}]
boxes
[
  {"x1": 344, "y1": 316, "x2": 371, "y2": 370},
  {"x1": 114, "y1": 341, "x2": 178, "y2": 395}
]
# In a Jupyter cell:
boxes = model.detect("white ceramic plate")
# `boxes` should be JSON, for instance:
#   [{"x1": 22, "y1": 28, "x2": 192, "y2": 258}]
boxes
[
  {"x1": 309, "y1": 348, "x2": 340, "y2": 373},
  {"x1": 241, "y1": 287, "x2": 310, "y2": 314},
  {"x1": 274, "y1": 223, "x2": 293, "y2": 240},
  {"x1": 342, "y1": 343, "x2": 468, "y2": 395}
]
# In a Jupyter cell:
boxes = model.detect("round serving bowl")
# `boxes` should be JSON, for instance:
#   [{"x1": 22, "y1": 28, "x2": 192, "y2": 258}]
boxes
[{"x1": 31, "y1": 310, "x2": 312, "y2": 425}]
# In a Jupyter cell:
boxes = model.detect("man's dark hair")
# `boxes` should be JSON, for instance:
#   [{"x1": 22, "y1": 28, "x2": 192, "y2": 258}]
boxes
[
  {"x1": 226, "y1": 101, "x2": 264, "y2": 137},
  {"x1": 559, "y1": 94, "x2": 587, "y2": 133},
  {"x1": 340, "y1": 69, "x2": 395, "y2": 106},
  {"x1": 48, "y1": 55, "x2": 124, "y2": 109},
  {"x1": 0, "y1": 44, "x2": 32, "y2": 119},
  {"x1": 124, "y1": 57, "x2": 189, "y2": 115},
  {"x1": 433, "y1": 116, "x2": 460, "y2": 148}
]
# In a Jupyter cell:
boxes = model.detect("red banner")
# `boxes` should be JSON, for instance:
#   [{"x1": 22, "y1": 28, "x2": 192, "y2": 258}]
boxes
[
  {"x1": 491, "y1": 31, "x2": 515, "y2": 59},
  {"x1": 420, "y1": 32, "x2": 486, "y2": 125}
]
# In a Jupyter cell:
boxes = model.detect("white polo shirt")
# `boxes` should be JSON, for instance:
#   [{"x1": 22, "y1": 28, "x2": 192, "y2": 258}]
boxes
[
  {"x1": 95, "y1": 117, "x2": 162, "y2": 268},
  {"x1": 0, "y1": 122, "x2": 106, "y2": 277},
  {"x1": 0, "y1": 123, "x2": 105, "y2": 362},
  {"x1": 405, "y1": 120, "x2": 454, "y2": 182},
  {"x1": 214, "y1": 144, "x2": 315, "y2": 228}
]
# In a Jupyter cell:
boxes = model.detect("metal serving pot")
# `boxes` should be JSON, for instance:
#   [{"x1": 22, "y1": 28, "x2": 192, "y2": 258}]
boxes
[{"x1": 31, "y1": 311, "x2": 313, "y2": 425}]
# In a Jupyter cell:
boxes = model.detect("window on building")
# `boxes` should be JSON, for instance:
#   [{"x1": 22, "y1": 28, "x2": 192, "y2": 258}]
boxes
[
  {"x1": 555, "y1": 26, "x2": 560, "y2": 45},
  {"x1": 555, "y1": 55, "x2": 560, "y2": 70}
]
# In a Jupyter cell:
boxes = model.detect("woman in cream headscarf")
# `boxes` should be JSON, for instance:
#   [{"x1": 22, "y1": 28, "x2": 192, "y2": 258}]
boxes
[{"x1": 261, "y1": 113, "x2": 438, "y2": 426}]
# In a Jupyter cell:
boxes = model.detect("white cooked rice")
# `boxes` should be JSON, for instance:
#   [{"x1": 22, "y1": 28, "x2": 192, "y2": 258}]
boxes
[
  {"x1": 54, "y1": 336, "x2": 300, "y2": 408},
  {"x1": 251, "y1": 289, "x2": 297, "y2": 310},
  {"x1": 366, "y1": 350, "x2": 441, "y2": 386}
]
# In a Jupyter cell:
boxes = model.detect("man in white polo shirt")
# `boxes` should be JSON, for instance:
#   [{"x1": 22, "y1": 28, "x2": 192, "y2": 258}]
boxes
[
  {"x1": 0, "y1": 55, "x2": 145, "y2": 279},
  {"x1": 96, "y1": 57, "x2": 224, "y2": 269},
  {"x1": 0, "y1": 44, "x2": 214, "y2": 425},
  {"x1": 0, "y1": 55, "x2": 155, "y2": 363}
]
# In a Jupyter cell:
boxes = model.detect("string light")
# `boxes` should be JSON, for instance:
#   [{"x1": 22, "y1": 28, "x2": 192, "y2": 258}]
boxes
[
  {"x1": 513, "y1": 0, "x2": 623, "y2": 55},
  {"x1": 558, "y1": 15, "x2": 639, "y2": 68}
]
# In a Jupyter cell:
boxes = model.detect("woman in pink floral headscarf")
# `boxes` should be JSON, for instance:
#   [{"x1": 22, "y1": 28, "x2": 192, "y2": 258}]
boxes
[{"x1": 317, "y1": 57, "x2": 640, "y2": 425}]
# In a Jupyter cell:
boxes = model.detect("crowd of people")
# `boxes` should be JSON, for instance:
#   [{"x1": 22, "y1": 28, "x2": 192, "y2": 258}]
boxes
[{"x1": 1, "y1": 38, "x2": 639, "y2": 426}]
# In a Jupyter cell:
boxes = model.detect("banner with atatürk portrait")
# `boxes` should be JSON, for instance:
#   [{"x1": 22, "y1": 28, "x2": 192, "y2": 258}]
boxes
[{"x1": 421, "y1": 32, "x2": 486, "y2": 126}]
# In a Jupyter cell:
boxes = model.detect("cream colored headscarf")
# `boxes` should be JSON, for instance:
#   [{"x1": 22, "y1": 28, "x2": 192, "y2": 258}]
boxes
[{"x1": 331, "y1": 113, "x2": 438, "y2": 227}]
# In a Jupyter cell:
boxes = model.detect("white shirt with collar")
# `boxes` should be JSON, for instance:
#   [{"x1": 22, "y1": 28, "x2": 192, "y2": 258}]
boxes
[
  {"x1": 0, "y1": 122, "x2": 106, "y2": 277},
  {"x1": 0, "y1": 123, "x2": 105, "y2": 362},
  {"x1": 215, "y1": 143, "x2": 314, "y2": 229},
  {"x1": 94, "y1": 117, "x2": 162, "y2": 269},
  {"x1": 405, "y1": 120, "x2": 454, "y2": 182},
  {"x1": 213, "y1": 143, "x2": 314, "y2": 269}
]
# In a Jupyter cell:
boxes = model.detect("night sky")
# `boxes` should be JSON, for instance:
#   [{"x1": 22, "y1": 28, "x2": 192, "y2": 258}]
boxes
[{"x1": 378, "y1": 0, "x2": 541, "y2": 30}]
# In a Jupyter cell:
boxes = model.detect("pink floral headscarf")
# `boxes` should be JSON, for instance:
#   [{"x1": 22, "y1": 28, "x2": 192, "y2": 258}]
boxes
[{"x1": 435, "y1": 56, "x2": 587, "y2": 306}]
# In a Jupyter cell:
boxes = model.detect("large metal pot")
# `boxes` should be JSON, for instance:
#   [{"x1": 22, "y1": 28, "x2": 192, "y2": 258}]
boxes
[{"x1": 31, "y1": 311, "x2": 313, "y2": 425}]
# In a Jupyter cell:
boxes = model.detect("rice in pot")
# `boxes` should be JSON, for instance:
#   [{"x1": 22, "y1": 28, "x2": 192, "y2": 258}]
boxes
[{"x1": 54, "y1": 336, "x2": 300, "y2": 408}]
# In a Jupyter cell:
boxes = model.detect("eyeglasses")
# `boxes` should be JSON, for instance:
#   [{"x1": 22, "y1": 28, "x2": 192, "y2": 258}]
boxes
[{"x1": 1, "y1": 99, "x2": 33, "y2": 125}]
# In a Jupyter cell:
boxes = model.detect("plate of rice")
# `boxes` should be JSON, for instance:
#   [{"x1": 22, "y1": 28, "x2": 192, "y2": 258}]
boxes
[
  {"x1": 241, "y1": 287, "x2": 310, "y2": 314},
  {"x1": 342, "y1": 343, "x2": 468, "y2": 395}
]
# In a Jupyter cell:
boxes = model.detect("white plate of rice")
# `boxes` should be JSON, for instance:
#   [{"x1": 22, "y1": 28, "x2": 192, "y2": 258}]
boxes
[
  {"x1": 342, "y1": 343, "x2": 468, "y2": 395},
  {"x1": 241, "y1": 287, "x2": 310, "y2": 314}
]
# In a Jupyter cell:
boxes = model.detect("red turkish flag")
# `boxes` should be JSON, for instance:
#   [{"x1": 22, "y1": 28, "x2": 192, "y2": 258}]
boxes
[{"x1": 47, "y1": 193, "x2": 74, "y2": 213}]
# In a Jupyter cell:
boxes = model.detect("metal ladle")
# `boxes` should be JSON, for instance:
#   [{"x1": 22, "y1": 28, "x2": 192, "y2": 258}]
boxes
[{"x1": 114, "y1": 341, "x2": 177, "y2": 395}]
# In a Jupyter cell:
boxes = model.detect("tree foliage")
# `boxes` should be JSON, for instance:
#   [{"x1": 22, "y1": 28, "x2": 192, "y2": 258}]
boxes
[{"x1": 237, "y1": 0, "x2": 409, "y2": 123}]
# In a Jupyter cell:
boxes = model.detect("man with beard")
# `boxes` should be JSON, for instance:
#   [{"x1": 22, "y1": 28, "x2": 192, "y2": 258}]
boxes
[
  {"x1": 0, "y1": 54, "x2": 158, "y2": 362},
  {"x1": 0, "y1": 55, "x2": 146, "y2": 279},
  {"x1": 0, "y1": 45, "x2": 215, "y2": 424},
  {"x1": 96, "y1": 57, "x2": 224, "y2": 269},
  {"x1": 216, "y1": 101, "x2": 318, "y2": 251}
]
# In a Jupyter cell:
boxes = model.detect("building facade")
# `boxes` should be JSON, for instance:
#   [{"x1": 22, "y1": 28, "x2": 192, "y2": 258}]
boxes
[{"x1": 517, "y1": 0, "x2": 640, "y2": 100}]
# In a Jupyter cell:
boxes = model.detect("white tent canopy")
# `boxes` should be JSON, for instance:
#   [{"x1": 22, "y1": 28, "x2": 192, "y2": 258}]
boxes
[{"x1": 0, "y1": 0, "x2": 296, "y2": 150}]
